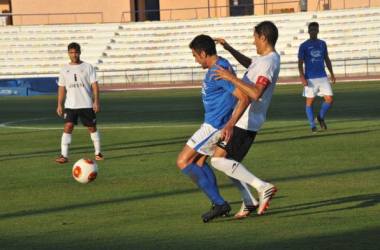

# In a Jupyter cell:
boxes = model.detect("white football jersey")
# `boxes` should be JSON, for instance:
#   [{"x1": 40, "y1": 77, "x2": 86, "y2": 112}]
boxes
[
  {"x1": 235, "y1": 52, "x2": 281, "y2": 131},
  {"x1": 58, "y1": 62, "x2": 99, "y2": 109}
]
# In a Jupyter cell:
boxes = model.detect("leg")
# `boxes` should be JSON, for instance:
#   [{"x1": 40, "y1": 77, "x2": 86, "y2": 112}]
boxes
[
  {"x1": 56, "y1": 122, "x2": 74, "y2": 164},
  {"x1": 87, "y1": 126, "x2": 103, "y2": 160},
  {"x1": 319, "y1": 95, "x2": 333, "y2": 119},
  {"x1": 306, "y1": 98, "x2": 317, "y2": 132},
  {"x1": 177, "y1": 145, "x2": 225, "y2": 206},
  {"x1": 211, "y1": 155, "x2": 276, "y2": 215}
]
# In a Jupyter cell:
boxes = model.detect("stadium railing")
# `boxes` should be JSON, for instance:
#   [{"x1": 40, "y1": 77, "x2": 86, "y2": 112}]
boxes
[{"x1": 1, "y1": 58, "x2": 379, "y2": 86}]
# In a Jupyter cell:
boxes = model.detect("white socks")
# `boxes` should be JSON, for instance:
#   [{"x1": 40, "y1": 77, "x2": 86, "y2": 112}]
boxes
[
  {"x1": 229, "y1": 177, "x2": 259, "y2": 206},
  {"x1": 61, "y1": 133, "x2": 71, "y2": 158},
  {"x1": 90, "y1": 130, "x2": 102, "y2": 155},
  {"x1": 211, "y1": 157, "x2": 266, "y2": 191}
]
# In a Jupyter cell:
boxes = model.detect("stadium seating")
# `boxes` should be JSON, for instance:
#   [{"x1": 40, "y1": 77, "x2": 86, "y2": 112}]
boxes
[{"x1": 1, "y1": 7, "x2": 380, "y2": 84}]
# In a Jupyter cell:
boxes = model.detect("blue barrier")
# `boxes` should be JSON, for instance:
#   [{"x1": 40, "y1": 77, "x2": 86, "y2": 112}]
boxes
[
  {"x1": 0, "y1": 87, "x2": 28, "y2": 97},
  {"x1": 0, "y1": 77, "x2": 59, "y2": 97}
]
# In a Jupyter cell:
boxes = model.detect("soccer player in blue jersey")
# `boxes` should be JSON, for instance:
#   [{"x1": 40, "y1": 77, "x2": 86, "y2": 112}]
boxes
[
  {"x1": 176, "y1": 34, "x2": 250, "y2": 222},
  {"x1": 298, "y1": 22, "x2": 336, "y2": 133}
]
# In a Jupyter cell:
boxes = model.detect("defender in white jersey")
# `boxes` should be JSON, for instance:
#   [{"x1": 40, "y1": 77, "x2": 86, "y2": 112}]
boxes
[
  {"x1": 176, "y1": 35, "x2": 250, "y2": 222},
  {"x1": 56, "y1": 42, "x2": 103, "y2": 164},
  {"x1": 212, "y1": 21, "x2": 280, "y2": 216}
]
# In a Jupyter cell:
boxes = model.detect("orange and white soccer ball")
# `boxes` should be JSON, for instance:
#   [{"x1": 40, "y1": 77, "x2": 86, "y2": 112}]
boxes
[{"x1": 72, "y1": 158, "x2": 98, "y2": 184}]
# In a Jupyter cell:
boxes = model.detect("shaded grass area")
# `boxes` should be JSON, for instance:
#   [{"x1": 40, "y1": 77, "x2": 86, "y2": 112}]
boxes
[{"x1": 0, "y1": 81, "x2": 379, "y2": 249}]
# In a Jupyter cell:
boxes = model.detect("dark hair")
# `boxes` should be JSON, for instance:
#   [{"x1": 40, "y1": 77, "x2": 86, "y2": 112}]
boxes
[
  {"x1": 308, "y1": 22, "x2": 319, "y2": 29},
  {"x1": 68, "y1": 42, "x2": 81, "y2": 51},
  {"x1": 254, "y1": 21, "x2": 279, "y2": 47},
  {"x1": 189, "y1": 34, "x2": 217, "y2": 56}
]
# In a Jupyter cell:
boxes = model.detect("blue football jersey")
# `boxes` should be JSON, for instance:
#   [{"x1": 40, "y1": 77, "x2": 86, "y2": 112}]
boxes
[
  {"x1": 202, "y1": 57, "x2": 237, "y2": 129},
  {"x1": 298, "y1": 39, "x2": 328, "y2": 79}
]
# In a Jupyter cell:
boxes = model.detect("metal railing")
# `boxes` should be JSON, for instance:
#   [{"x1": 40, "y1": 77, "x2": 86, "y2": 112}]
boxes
[
  {"x1": 2, "y1": 58, "x2": 378, "y2": 86},
  {"x1": 0, "y1": 12, "x2": 104, "y2": 25},
  {"x1": 316, "y1": 0, "x2": 376, "y2": 11},
  {"x1": 121, "y1": 1, "x2": 302, "y2": 22}
]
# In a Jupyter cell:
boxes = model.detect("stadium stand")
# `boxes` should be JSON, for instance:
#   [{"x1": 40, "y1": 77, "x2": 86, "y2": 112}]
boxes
[{"x1": 1, "y1": 7, "x2": 380, "y2": 84}]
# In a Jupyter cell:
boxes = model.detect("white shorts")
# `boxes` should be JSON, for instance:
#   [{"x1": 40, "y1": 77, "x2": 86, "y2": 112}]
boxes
[
  {"x1": 303, "y1": 77, "x2": 333, "y2": 98},
  {"x1": 186, "y1": 123, "x2": 222, "y2": 156}
]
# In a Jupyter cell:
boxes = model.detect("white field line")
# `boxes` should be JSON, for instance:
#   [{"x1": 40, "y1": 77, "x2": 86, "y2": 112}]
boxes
[{"x1": 0, "y1": 117, "x2": 374, "y2": 132}]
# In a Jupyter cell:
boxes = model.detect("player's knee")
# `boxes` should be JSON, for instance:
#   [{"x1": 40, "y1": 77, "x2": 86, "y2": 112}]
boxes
[
  {"x1": 64, "y1": 123, "x2": 74, "y2": 133},
  {"x1": 210, "y1": 157, "x2": 222, "y2": 169},
  {"x1": 176, "y1": 156, "x2": 188, "y2": 170},
  {"x1": 87, "y1": 126, "x2": 97, "y2": 133}
]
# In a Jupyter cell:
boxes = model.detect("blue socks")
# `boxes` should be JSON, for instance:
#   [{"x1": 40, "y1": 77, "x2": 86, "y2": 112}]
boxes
[
  {"x1": 319, "y1": 102, "x2": 331, "y2": 119},
  {"x1": 200, "y1": 162, "x2": 220, "y2": 196},
  {"x1": 306, "y1": 106, "x2": 315, "y2": 128},
  {"x1": 182, "y1": 163, "x2": 225, "y2": 205}
]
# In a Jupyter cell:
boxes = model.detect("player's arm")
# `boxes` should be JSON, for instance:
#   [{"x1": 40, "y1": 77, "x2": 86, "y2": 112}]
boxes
[
  {"x1": 57, "y1": 86, "x2": 66, "y2": 116},
  {"x1": 91, "y1": 82, "x2": 100, "y2": 113},
  {"x1": 298, "y1": 58, "x2": 308, "y2": 86},
  {"x1": 212, "y1": 65, "x2": 268, "y2": 101},
  {"x1": 214, "y1": 38, "x2": 251, "y2": 68},
  {"x1": 222, "y1": 88, "x2": 250, "y2": 142},
  {"x1": 324, "y1": 54, "x2": 336, "y2": 84}
]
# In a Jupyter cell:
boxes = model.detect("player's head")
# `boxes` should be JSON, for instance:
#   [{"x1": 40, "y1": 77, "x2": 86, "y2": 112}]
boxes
[
  {"x1": 253, "y1": 21, "x2": 278, "y2": 54},
  {"x1": 308, "y1": 22, "x2": 319, "y2": 40},
  {"x1": 189, "y1": 34, "x2": 217, "y2": 69},
  {"x1": 67, "y1": 42, "x2": 81, "y2": 63}
]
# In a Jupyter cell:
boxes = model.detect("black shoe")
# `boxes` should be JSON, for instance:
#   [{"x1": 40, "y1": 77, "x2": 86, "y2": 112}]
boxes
[
  {"x1": 316, "y1": 115, "x2": 327, "y2": 130},
  {"x1": 202, "y1": 202, "x2": 231, "y2": 223},
  {"x1": 311, "y1": 127, "x2": 318, "y2": 133}
]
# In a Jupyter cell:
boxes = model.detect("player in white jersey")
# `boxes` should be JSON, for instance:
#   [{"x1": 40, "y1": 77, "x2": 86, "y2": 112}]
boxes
[
  {"x1": 177, "y1": 34, "x2": 251, "y2": 222},
  {"x1": 56, "y1": 42, "x2": 103, "y2": 164},
  {"x1": 212, "y1": 21, "x2": 280, "y2": 216}
]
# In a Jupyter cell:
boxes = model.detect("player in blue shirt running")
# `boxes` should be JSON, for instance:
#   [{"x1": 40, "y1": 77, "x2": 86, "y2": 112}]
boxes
[
  {"x1": 298, "y1": 22, "x2": 336, "y2": 133},
  {"x1": 176, "y1": 34, "x2": 250, "y2": 222}
]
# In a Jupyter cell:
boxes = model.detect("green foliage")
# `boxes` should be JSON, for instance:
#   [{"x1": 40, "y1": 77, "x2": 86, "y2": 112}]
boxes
[{"x1": 0, "y1": 82, "x2": 379, "y2": 249}]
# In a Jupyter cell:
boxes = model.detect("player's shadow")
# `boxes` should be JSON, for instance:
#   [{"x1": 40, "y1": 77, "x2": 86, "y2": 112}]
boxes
[
  {"x1": 0, "y1": 183, "x2": 233, "y2": 220},
  {"x1": 0, "y1": 136, "x2": 187, "y2": 162},
  {"x1": 269, "y1": 193, "x2": 380, "y2": 218},
  {"x1": 256, "y1": 129, "x2": 373, "y2": 144},
  {"x1": 211, "y1": 193, "x2": 380, "y2": 223}
]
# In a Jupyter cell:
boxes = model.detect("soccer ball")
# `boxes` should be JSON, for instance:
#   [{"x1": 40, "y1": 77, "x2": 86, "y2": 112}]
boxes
[{"x1": 72, "y1": 158, "x2": 98, "y2": 184}]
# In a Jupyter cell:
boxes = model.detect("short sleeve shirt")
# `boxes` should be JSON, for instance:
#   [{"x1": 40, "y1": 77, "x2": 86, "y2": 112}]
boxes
[
  {"x1": 202, "y1": 57, "x2": 237, "y2": 129},
  {"x1": 235, "y1": 52, "x2": 281, "y2": 132},
  {"x1": 298, "y1": 39, "x2": 328, "y2": 79},
  {"x1": 58, "y1": 62, "x2": 99, "y2": 109}
]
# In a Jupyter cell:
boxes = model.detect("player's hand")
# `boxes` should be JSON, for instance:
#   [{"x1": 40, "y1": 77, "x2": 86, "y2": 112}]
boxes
[
  {"x1": 221, "y1": 123, "x2": 233, "y2": 142},
  {"x1": 330, "y1": 75, "x2": 336, "y2": 84},
  {"x1": 301, "y1": 78, "x2": 308, "y2": 87},
  {"x1": 56, "y1": 105, "x2": 63, "y2": 116},
  {"x1": 212, "y1": 65, "x2": 234, "y2": 82},
  {"x1": 93, "y1": 101, "x2": 99, "y2": 113},
  {"x1": 214, "y1": 38, "x2": 231, "y2": 51}
]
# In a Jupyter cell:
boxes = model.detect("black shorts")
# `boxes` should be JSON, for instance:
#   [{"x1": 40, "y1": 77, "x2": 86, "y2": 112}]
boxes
[
  {"x1": 216, "y1": 126, "x2": 257, "y2": 162},
  {"x1": 64, "y1": 108, "x2": 97, "y2": 127}
]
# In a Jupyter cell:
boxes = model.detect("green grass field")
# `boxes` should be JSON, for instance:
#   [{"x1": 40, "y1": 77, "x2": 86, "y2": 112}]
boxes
[{"x1": 0, "y1": 81, "x2": 379, "y2": 250}]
